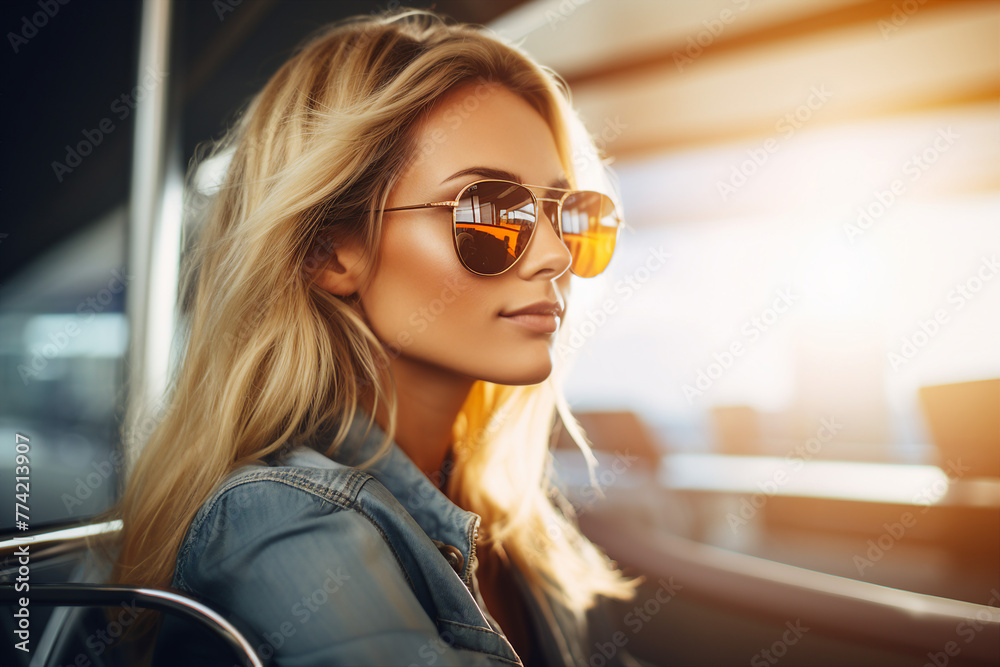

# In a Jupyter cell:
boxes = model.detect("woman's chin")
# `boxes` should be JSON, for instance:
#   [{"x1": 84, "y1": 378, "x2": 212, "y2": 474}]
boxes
[{"x1": 477, "y1": 359, "x2": 554, "y2": 387}]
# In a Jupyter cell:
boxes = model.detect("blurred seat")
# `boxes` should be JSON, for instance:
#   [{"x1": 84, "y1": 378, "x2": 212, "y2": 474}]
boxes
[
  {"x1": 920, "y1": 378, "x2": 1000, "y2": 478},
  {"x1": 710, "y1": 404, "x2": 762, "y2": 456},
  {"x1": 580, "y1": 507, "x2": 1000, "y2": 667},
  {"x1": 0, "y1": 522, "x2": 268, "y2": 667}
]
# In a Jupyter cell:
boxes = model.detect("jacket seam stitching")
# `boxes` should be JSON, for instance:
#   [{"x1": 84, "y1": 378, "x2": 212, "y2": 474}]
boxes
[
  {"x1": 430, "y1": 623, "x2": 522, "y2": 667},
  {"x1": 437, "y1": 616, "x2": 507, "y2": 638},
  {"x1": 350, "y1": 476, "x2": 419, "y2": 595},
  {"x1": 176, "y1": 468, "x2": 369, "y2": 587}
]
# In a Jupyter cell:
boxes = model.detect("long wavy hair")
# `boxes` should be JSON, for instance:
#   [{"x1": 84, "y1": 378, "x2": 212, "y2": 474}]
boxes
[{"x1": 108, "y1": 6, "x2": 641, "y2": 641}]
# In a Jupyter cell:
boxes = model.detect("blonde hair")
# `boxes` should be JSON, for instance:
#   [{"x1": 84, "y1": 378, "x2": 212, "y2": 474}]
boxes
[{"x1": 109, "y1": 6, "x2": 640, "y2": 641}]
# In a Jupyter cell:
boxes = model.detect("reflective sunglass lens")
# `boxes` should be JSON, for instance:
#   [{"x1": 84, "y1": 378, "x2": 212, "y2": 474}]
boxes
[
  {"x1": 454, "y1": 181, "x2": 536, "y2": 275},
  {"x1": 560, "y1": 191, "x2": 619, "y2": 278}
]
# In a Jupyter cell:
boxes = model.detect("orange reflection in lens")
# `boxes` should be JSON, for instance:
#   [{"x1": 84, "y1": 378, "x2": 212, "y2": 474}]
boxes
[
  {"x1": 456, "y1": 222, "x2": 524, "y2": 257},
  {"x1": 561, "y1": 192, "x2": 620, "y2": 277},
  {"x1": 565, "y1": 229, "x2": 616, "y2": 278}
]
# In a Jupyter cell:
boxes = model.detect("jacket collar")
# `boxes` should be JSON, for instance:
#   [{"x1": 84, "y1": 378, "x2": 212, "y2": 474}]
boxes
[
  {"x1": 289, "y1": 409, "x2": 481, "y2": 587},
  {"x1": 283, "y1": 410, "x2": 584, "y2": 665}
]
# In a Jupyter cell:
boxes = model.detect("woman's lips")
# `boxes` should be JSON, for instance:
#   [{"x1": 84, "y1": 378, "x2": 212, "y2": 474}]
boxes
[
  {"x1": 499, "y1": 301, "x2": 564, "y2": 334},
  {"x1": 500, "y1": 312, "x2": 561, "y2": 334}
]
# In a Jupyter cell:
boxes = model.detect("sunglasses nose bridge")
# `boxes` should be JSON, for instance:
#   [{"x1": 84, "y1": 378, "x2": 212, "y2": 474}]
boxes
[{"x1": 535, "y1": 198, "x2": 562, "y2": 237}]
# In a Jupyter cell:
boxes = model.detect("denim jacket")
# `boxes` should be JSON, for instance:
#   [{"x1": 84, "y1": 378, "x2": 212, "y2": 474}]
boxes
[{"x1": 155, "y1": 412, "x2": 643, "y2": 667}]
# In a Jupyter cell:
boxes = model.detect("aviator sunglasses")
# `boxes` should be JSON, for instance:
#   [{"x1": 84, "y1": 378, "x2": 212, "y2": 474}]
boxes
[{"x1": 382, "y1": 179, "x2": 622, "y2": 278}]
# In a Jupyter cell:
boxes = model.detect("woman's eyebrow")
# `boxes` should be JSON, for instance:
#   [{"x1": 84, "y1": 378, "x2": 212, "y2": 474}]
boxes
[
  {"x1": 441, "y1": 166, "x2": 520, "y2": 184},
  {"x1": 546, "y1": 176, "x2": 571, "y2": 195},
  {"x1": 442, "y1": 166, "x2": 572, "y2": 194}
]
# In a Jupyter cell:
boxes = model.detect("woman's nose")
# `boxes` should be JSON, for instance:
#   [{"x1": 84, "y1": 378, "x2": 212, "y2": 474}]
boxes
[{"x1": 516, "y1": 201, "x2": 572, "y2": 279}]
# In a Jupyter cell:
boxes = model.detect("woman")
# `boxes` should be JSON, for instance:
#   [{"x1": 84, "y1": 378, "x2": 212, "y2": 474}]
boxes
[{"x1": 111, "y1": 8, "x2": 643, "y2": 666}]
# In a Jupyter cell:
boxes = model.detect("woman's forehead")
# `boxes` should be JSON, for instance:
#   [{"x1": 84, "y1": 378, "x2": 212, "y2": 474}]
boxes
[{"x1": 404, "y1": 83, "x2": 565, "y2": 190}]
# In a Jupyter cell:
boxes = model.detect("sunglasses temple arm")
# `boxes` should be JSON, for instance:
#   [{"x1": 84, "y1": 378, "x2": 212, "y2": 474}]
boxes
[{"x1": 383, "y1": 201, "x2": 459, "y2": 213}]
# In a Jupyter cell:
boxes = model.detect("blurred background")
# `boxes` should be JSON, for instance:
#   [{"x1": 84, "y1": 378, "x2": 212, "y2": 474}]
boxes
[{"x1": 2, "y1": 1, "x2": 997, "y2": 665}]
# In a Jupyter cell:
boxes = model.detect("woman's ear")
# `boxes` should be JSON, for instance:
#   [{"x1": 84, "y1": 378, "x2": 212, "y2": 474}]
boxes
[{"x1": 311, "y1": 236, "x2": 368, "y2": 296}]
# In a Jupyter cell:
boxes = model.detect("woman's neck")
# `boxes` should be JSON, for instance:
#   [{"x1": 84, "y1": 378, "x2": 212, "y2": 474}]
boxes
[{"x1": 369, "y1": 354, "x2": 475, "y2": 484}]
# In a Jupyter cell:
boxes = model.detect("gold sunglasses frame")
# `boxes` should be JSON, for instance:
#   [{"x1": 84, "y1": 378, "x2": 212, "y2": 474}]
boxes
[{"x1": 382, "y1": 178, "x2": 622, "y2": 277}]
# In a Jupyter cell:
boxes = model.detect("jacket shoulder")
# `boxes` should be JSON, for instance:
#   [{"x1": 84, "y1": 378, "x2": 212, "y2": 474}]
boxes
[
  {"x1": 164, "y1": 452, "x2": 520, "y2": 665},
  {"x1": 174, "y1": 448, "x2": 395, "y2": 589}
]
